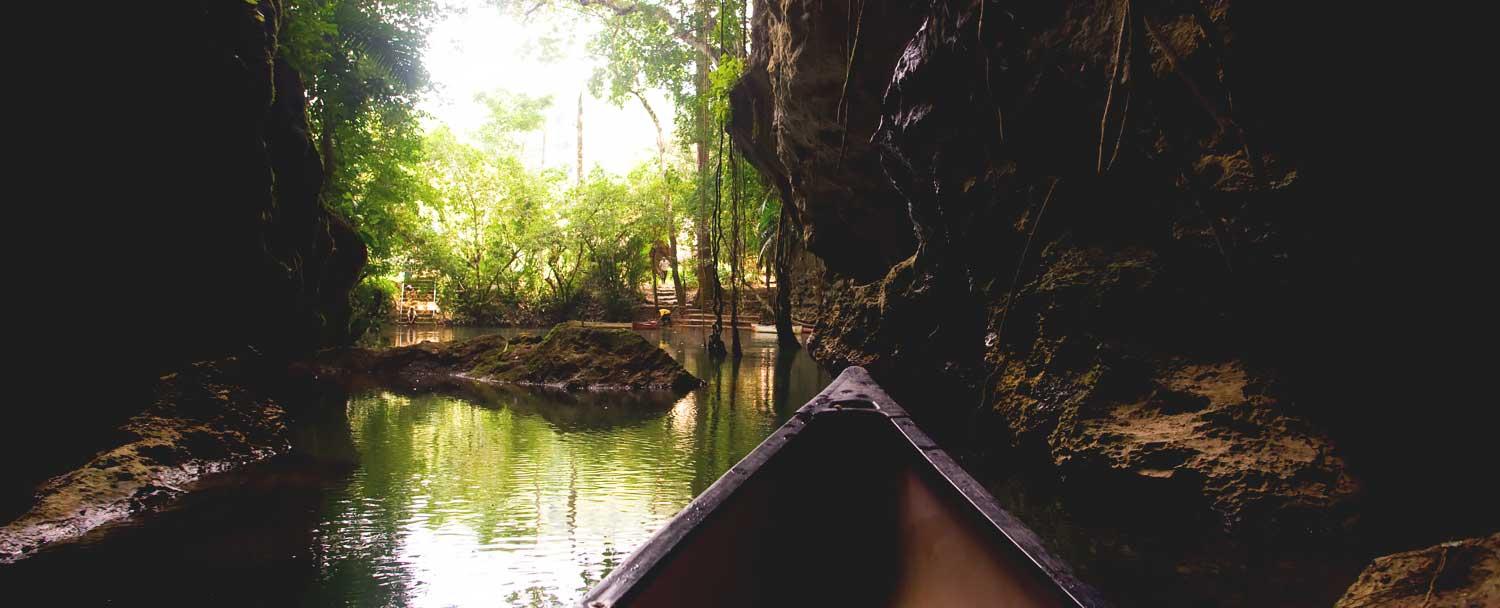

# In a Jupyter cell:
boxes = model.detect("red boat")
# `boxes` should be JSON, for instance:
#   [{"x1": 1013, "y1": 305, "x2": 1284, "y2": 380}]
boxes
[{"x1": 631, "y1": 320, "x2": 660, "y2": 330}]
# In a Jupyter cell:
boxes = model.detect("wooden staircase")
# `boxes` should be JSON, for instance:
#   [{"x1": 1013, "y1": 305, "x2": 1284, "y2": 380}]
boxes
[{"x1": 638, "y1": 283, "x2": 760, "y2": 329}]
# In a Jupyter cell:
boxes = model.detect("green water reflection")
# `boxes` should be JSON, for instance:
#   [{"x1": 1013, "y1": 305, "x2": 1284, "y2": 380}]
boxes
[
  {"x1": 310, "y1": 327, "x2": 828, "y2": 607},
  {"x1": 0, "y1": 327, "x2": 827, "y2": 607}
]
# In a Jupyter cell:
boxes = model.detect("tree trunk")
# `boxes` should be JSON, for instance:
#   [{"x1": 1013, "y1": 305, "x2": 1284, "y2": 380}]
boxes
[
  {"x1": 694, "y1": 2, "x2": 717, "y2": 308},
  {"x1": 318, "y1": 109, "x2": 337, "y2": 198},
  {"x1": 712, "y1": 132, "x2": 724, "y2": 328},
  {"x1": 575, "y1": 91, "x2": 584, "y2": 186}
]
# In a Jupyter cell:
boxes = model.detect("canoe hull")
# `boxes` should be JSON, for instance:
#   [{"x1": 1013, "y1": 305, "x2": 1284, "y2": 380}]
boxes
[{"x1": 579, "y1": 367, "x2": 1108, "y2": 608}]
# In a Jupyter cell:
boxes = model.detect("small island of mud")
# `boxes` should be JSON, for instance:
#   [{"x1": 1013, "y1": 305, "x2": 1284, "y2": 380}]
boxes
[{"x1": 318, "y1": 322, "x2": 704, "y2": 393}]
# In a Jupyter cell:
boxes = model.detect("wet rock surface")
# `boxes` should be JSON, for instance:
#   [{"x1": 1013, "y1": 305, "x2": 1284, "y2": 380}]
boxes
[
  {"x1": 319, "y1": 323, "x2": 703, "y2": 393},
  {"x1": 1022, "y1": 359, "x2": 1359, "y2": 536},
  {"x1": 1336, "y1": 534, "x2": 1500, "y2": 608},
  {"x1": 729, "y1": 0, "x2": 924, "y2": 281},
  {"x1": 730, "y1": 0, "x2": 1491, "y2": 603},
  {"x1": 0, "y1": 359, "x2": 289, "y2": 564}
]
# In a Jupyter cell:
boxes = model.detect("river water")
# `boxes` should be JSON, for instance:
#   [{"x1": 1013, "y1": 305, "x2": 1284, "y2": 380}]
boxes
[
  {"x1": 0, "y1": 326, "x2": 830, "y2": 607},
  {"x1": 1, "y1": 325, "x2": 1366, "y2": 607}
]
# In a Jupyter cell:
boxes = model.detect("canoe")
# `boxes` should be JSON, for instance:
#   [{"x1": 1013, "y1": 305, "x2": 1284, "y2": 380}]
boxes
[
  {"x1": 631, "y1": 321, "x2": 660, "y2": 330},
  {"x1": 578, "y1": 367, "x2": 1109, "y2": 608}
]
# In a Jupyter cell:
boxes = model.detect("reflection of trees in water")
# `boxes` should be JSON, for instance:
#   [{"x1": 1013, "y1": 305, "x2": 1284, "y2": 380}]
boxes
[
  {"x1": 688, "y1": 357, "x2": 724, "y2": 496},
  {"x1": 380, "y1": 326, "x2": 544, "y2": 349},
  {"x1": 454, "y1": 382, "x2": 678, "y2": 432},
  {"x1": 5, "y1": 333, "x2": 831, "y2": 607},
  {"x1": 308, "y1": 392, "x2": 422, "y2": 608},
  {"x1": 726, "y1": 356, "x2": 742, "y2": 469},
  {"x1": 575, "y1": 541, "x2": 622, "y2": 599},
  {"x1": 772, "y1": 347, "x2": 798, "y2": 418},
  {"x1": 505, "y1": 586, "x2": 563, "y2": 608},
  {"x1": 306, "y1": 327, "x2": 832, "y2": 605},
  {"x1": 288, "y1": 383, "x2": 360, "y2": 466},
  {"x1": 316, "y1": 389, "x2": 708, "y2": 603},
  {"x1": 667, "y1": 328, "x2": 829, "y2": 497}
]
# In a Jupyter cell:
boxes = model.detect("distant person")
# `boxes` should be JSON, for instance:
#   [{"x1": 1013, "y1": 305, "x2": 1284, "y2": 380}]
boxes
[{"x1": 659, "y1": 308, "x2": 672, "y2": 326}]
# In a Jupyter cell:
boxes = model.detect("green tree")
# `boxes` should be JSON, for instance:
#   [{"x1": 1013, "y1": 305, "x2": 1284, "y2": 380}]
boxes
[
  {"x1": 416, "y1": 129, "x2": 544, "y2": 322},
  {"x1": 474, "y1": 90, "x2": 553, "y2": 156},
  {"x1": 281, "y1": 0, "x2": 440, "y2": 335},
  {"x1": 495, "y1": 0, "x2": 733, "y2": 309},
  {"x1": 274, "y1": 0, "x2": 790, "y2": 331}
]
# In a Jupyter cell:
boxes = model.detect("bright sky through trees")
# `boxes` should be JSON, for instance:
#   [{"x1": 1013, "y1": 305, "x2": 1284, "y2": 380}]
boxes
[
  {"x1": 420, "y1": 0, "x2": 674, "y2": 175},
  {"x1": 293, "y1": 0, "x2": 777, "y2": 333}
]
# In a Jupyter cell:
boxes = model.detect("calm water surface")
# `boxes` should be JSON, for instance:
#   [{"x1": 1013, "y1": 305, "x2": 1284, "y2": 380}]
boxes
[
  {"x1": 0, "y1": 325, "x2": 1359, "y2": 607},
  {"x1": 2, "y1": 326, "x2": 830, "y2": 607}
]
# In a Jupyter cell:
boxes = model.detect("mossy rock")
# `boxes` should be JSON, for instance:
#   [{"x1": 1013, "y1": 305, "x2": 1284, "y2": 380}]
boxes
[
  {"x1": 331, "y1": 323, "x2": 703, "y2": 393},
  {"x1": 469, "y1": 322, "x2": 702, "y2": 392}
]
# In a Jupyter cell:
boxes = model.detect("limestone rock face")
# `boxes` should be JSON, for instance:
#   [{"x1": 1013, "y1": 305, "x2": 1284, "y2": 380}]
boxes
[
  {"x1": 729, "y1": 0, "x2": 1491, "y2": 569},
  {"x1": 1336, "y1": 534, "x2": 1500, "y2": 608},
  {"x1": 730, "y1": 0, "x2": 925, "y2": 281},
  {"x1": 1027, "y1": 359, "x2": 1358, "y2": 535},
  {"x1": 7, "y1": 0, "x2": 366, "y2": 498}
]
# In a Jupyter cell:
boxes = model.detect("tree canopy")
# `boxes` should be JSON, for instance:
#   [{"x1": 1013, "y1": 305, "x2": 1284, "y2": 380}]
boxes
[{"x1": 277, "y1": 0, "x2": 790, "y2": 342}]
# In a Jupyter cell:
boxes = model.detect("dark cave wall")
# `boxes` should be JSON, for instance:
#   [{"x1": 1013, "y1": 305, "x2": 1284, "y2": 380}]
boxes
[
  {"x1": 729, "y1": 0, "x2": 925, "y2": 282},
  {"x1": 8, "y1": 0, "x2": 365, "y2": 499},
  {"x1": 162, "y1": 0, "x2": 367, "y2": 362},
  {"x1": 732, "y1": 0, "x2": 1491, "y2": 565}
]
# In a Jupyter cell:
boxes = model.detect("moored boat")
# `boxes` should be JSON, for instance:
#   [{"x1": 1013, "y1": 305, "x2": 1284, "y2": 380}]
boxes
[{"x1": 578, "y1": 367, "x2": 1108, "y2": 608}]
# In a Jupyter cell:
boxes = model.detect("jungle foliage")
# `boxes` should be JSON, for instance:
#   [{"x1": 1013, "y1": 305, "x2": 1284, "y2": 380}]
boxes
[{"x1": 279, "y1": 0, "x2": 787, "y2": 338}]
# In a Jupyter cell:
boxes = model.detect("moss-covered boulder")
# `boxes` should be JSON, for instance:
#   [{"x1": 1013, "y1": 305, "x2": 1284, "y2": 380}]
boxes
[
  {"x1": 323, "y1": 323, "x2": 702, "y2": 393},
  {"x1": 466, "y1": 323, "x2": 701, "y2": 392}
]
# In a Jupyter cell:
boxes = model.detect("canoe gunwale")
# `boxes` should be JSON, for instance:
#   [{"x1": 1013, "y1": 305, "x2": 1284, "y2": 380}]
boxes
[{"x1": 578, "y1": 366, "x2": 1110, "y2": 608}]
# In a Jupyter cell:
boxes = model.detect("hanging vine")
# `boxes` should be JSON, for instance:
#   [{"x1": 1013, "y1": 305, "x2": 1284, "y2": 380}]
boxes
[
  {"x1": 707, "y1": 120, "x2": 728, "y2": 358},
  {"x1": 835, "y1": 0, "x2": 867, "y2": 168}
]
